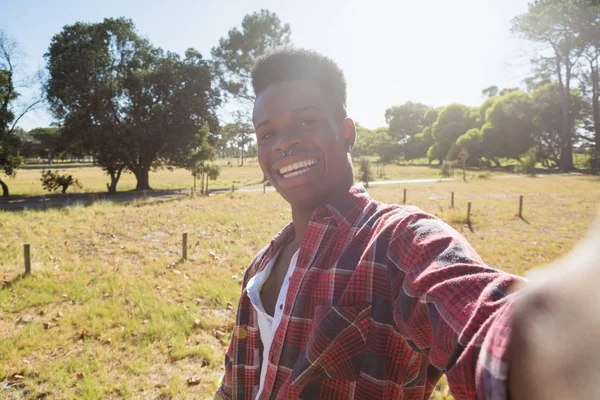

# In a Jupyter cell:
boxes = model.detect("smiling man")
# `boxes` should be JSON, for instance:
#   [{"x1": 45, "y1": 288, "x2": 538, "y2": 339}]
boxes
[{"x1": 214, "y1": 48, "x2": 600, "y2": 400}]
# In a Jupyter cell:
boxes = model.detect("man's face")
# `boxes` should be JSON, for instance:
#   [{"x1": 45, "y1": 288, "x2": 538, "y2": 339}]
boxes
[{"x1": 253, "y1": 80, "x2": 354, "y2": 210}]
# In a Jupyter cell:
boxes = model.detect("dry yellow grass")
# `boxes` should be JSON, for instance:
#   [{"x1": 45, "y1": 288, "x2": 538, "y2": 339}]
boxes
[{"x1": 0, "y1": 174, "x2": 598, "y2": 399}]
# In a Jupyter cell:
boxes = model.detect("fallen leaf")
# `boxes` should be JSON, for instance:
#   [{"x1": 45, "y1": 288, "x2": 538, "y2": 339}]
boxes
[
  {"x1": 19, "y1": 314, "x2": 33, "y2": 324},
  {"x1": 187, "y1": 376, "x2": 201, "y2": 386},
  {"x1": 43, "y1": 322, "x2": 57, "y2": 330},
  {"x1": 9, "y1": 374, "x2": 24, "y2": 382},
  {"x1": 76, "y1": 372, "x2": 84, "y2": 380},
  {"x1": 226, "y1": 303, "x2": 233, "y2": 311}
]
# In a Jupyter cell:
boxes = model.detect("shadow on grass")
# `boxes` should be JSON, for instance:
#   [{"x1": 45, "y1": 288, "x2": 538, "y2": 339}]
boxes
[
  {"x1": 0, "y1": 189, "x2": 191, "y2": 212},
  {"x1": 1, "y1": 272, "x2": 27, "y2": 291}
]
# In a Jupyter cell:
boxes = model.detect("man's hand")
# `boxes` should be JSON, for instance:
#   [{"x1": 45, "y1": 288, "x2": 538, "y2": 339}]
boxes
[{"x1": 509, "y1": 215, "x2": 600, "y2": 400}]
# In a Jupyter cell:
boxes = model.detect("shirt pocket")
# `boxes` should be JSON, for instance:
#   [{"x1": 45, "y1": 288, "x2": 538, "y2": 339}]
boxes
[{"x1": 289, "y1": 301, "x2": 372, "y2": 388}]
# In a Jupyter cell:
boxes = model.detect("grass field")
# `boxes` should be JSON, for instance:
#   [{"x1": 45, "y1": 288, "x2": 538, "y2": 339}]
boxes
[
  {"x1": 1, "y1": 159, "x2": 513, "y2": 197},
  {"x1": 1, "y1": 174, "x2": 599, "y2": 399}
]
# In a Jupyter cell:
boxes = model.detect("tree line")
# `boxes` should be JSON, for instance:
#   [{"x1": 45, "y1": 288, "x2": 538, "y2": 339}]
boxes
[
  {"x1": 1, "y1": 0, "x2": 599, "y2": 197},
  {"x1": 358, "y1": 0, "x2": 600, "y2": 173}
]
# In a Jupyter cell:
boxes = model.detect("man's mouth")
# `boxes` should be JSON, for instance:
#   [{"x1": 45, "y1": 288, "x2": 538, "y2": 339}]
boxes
[{"x1": 278, "y1": 158, "x2": 317, "y2": 179}]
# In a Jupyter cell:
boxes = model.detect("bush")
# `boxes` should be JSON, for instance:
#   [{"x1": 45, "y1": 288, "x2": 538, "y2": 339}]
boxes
[
  {"x1": 357, "y1": 157, "x2": 374, "y2": 188},
  {"x1": 40, "y1": 170, "x2": 82, "y2": 193},
  {"x1": 520, "y1": 149, "x2": 537, "y2": 176},
  {"x1": 440, "y1": 161, "x2": 455, "y2": 178}
]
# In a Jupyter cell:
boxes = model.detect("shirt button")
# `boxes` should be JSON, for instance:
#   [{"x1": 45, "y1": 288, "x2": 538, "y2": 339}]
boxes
[{"x1": 279, "y1": 304, "x2": 283, "y2": 310}]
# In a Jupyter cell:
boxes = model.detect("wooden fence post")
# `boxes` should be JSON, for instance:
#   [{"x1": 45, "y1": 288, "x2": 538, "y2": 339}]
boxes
[
  {"x1": 403, "y1": 188, "x2": 407, "y2": 205},
  {"x1": 24, "y1": 243, "x2": 31, "y2": 275},
  {"x1": 182, "y1": 232, "x2": 188, "y2": 261},
  {"x1": 451, "y1": 191, "x2": 454, "y2": 208},
  {"x1": 519, "y1": 195, "x2": 524, "y2": 219},
  {"x1": 467, "y1": 202, "x2": 472, "y2": 225}
]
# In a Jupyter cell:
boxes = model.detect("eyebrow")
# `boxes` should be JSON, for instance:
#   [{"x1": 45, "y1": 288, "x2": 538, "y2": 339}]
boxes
[{"x1": 254, "y1": 106, "x2": 321, "y2": 131}]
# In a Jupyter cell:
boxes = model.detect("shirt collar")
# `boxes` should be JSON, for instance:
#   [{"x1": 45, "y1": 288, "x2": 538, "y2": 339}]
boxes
[
  {"x1": 312, "y1": 184, "x2": 371, "y2": 229},
  {"x1": 254, "y1": 184, "x2": 371, "y2": 275}
]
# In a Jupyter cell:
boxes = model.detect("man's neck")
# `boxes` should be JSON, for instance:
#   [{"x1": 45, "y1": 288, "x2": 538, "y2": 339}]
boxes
[{"x1": 290, "y1": 182, "x2": 353, "y2": 248}]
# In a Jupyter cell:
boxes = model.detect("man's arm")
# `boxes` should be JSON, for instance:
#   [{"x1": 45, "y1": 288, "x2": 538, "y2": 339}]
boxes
[
  {"x1": 508, "y1": 217, "x2": 600, "y2": 400},
  {"x1": 388, "y1": 210, "x2": 522, "y2": 399}
]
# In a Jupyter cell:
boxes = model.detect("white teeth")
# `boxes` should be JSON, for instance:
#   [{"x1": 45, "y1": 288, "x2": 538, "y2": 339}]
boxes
[
  {"x1": 278, "y1": 158, "x2": 317, "y2": 179},
  {"x1": 278, "y1": 159, "x2": 317, "y2": 176}
]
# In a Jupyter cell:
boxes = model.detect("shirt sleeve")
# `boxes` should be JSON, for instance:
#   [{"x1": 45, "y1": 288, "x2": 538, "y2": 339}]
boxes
[{"x1": 388, "y1": 210, "x2": 523, "y2": 400}]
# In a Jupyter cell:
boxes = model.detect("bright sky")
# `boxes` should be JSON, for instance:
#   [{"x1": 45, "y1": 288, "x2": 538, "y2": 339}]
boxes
[{"x1": 2, "y1": 0, "x2": 532, "y2": 131}]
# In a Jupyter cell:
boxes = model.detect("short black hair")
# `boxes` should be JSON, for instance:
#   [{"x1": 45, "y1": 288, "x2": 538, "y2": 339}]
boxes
[{"x1": 251, "y1": 48, "x2": 347, "y2": 119}]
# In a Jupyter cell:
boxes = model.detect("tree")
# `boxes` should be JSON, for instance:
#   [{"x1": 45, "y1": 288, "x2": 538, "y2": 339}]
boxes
[
  {"x1": 40, "y1": 169, "x2": 82, "y2": 193},
  {"x1": 512, "y1": 0, "x2": 589, "y2": 171},
  {"x1": 0, "y1": 30, "x2": 44, "y2": 196},
  {"x1": 385, "y1": 102, "x2": 431, "y2": 147},
  {"x1": 403, "y1": 108, "x2": 438, "y2": 161},
  {"x1": 480, "y1": 91, "x2": 537, "y2": 162},
  {"x1": 357, "y1": 157, "x2": 373, "y2": 188},
  {"x1": 428, "y1": 104, "x2": 477, "y2": 163},
  {"x1": 222, "y1": 118, "x2": 254, "y2": 166},
  {"x1": 370, "y1": 127, "x2": 398, "y2": 177},
  {"x1": 211, "y1": 9, "x2": 291, "y2": 106},
  {"x1": 532, "y1": 83, "x2": 587, "y2": 167},
  {"x1": 184, "y1": 126, "x2": 216, "y2": 193},
  {"x1": 579, "y1": 5, "x2": 600, "y2": 170},
  {"x1": 28, "y1": 127, "x2": 62, "y2": 163},
  {"x1": 46, "y1": 18, "x2": 220, "y2": 192},
  {"x1": 482, "y1": 85, "x2": 499, "y2": 98}
]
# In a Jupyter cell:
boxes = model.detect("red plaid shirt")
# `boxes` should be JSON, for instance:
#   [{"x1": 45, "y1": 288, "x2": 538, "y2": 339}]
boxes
[{"x1": 215, "y1": 185, "x2": 521, "y2": 399}]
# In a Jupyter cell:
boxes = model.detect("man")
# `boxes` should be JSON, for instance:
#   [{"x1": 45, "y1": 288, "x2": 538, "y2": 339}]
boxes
[{"x1": 215, "y1": 48, "x2": 600, "y2": 399}]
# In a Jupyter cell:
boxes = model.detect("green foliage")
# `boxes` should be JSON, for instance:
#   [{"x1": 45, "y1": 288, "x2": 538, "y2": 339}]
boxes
[
  {"x1": 439, "y1": 161, "x2": 455, "y2": 178},
  {"x1": 519, "y1": 148, "x2": 538, "y2": 176},
  {"x1": 221, "y1": 119, "x2": 254, "y2": 166},
  {"x1": 40, "y1": 169, "x2": 82, "y2": 193},
  {"x1": 385, "y1": 102, "x2": 431, "y2": 145},
  {"x1": 532, "y1": 83, "x2": 587, "y2": 167},
  {"x1": 211, "y1": 9, "x2": 291, "y2": 104},
  {"x1": 481, "y1": 91, "x2": 537, "y2": 161},
  {"x1": 357, "y1": 157, "x2": 374, "y2": 187},
  {"x1": 429, "y1": 104, "x2": 477, "y2": 162},
  {"x1": 205, "y1": 164, "x2": 221, "y2": 180},
  {"x1": 45, "y1": 18, "x2": 220, "y2": 192},
  {"x1": 453, "y1": 128, "x2": 483, "y2": 161}
]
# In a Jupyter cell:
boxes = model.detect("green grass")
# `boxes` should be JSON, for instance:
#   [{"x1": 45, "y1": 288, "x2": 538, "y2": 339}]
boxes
[{"x1": 1, "y1": 174, "x2": 599, "y2": 398}]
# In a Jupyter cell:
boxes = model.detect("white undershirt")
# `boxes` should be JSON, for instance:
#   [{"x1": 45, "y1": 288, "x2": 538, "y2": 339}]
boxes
[{"x1": 246, "y1": 249, "x2": 299, "y2": 398}]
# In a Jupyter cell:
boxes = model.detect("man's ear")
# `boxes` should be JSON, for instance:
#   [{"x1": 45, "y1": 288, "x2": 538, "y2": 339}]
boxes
[{"x1": 342, "y1": 118, "x2": 357, "y2": 152}]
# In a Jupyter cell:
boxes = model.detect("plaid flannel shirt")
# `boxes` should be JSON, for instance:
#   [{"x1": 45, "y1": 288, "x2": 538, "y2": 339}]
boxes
[{"x1": 215, "y1": 185, "x2": 521, "y2": 399}]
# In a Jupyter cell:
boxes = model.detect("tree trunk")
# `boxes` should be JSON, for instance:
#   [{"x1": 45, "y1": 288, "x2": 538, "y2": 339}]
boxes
[
  {"x1": 205, "y1": 172, "x2": 209, "y2": 195},
  {"x1": 593, "y1": 59, "x2": 600, "y2": 172},
  {"x1": 106, "y1": 165, "x2": 124, "y2": 194},
  {"x1": 134, "y1": 164, "x2": 151, "y2": 191},
  {"x1": 240, "y1": 146, "x2": 244, "y2": 167},
  {"x1": 0, "y1": 178, "x2": 9, "y2": 197}
]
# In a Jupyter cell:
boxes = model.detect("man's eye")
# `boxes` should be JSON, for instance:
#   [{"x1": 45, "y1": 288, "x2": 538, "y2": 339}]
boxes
[
  {"x1": 299, "y1": 119, "x2": 317, "y2": 128},
  {"x1": 261, "y1": 131, "x2": 275, "y2": 140}
]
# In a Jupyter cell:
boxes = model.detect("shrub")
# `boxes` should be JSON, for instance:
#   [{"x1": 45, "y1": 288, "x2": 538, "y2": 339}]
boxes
[
  {"x1": 520, "y1": 149, "x2": 537, "y2": 176},
  {"x1": 40, "y1": 170, "x2": 82, "y2": 193},
  {"x1": 440, "y1": 161, "x2": 455, "y2": 178},
  {"x1": 357, "y1": 157, "x2": 374, "y2": 188}
]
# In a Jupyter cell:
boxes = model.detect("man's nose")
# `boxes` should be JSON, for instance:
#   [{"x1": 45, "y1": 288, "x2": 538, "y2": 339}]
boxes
[{"x1": 274, "y1": 129, "x2": 301, "y2": 155}]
